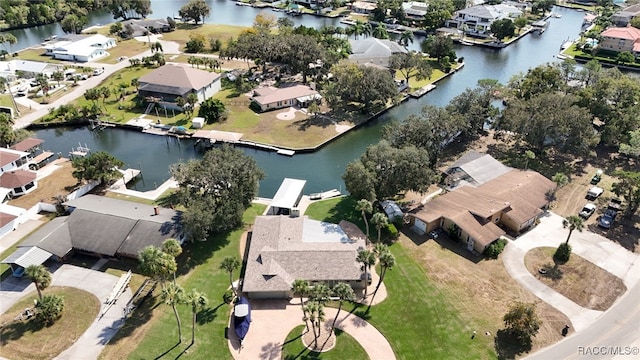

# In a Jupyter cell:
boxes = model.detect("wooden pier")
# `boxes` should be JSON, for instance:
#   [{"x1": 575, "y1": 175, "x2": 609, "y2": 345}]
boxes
[{"x1": 410, "y1": 84, "x2": 436, "y2": 98}]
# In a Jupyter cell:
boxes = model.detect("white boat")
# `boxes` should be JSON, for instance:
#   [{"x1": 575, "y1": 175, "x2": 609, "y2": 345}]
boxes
[{"x1": 459, "y1": 39, "x2": 474, "y2": 46}]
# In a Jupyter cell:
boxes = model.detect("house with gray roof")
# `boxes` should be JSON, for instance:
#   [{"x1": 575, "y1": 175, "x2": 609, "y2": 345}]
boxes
[
  {"x1": 446, "y1": 4, "x2": 523, "y2": 37},
  {"x1": 1, "y1": 195, "x2": 183, "y2": 275},
  {"x1": 138, "y1": 64, "x2": 222, "y2": 105},
  {"x1": 242, "y1": 216, "x2": 366, "y2": 299},
  {"x1": 0, "y1": 60, "x2": 63, "y2": 81},
  {"x1": 612, "y1": 4, "x2": 640, "y2": 27},
  {"x1": 443, "y1": 151, "x2": 511, "y2": 190},
  {"x1": 121, "y1": 18, "x2": 171, "y2": 38},
  {"x1": 348, "y1": 38, "x2": 408, "y2": 67}
]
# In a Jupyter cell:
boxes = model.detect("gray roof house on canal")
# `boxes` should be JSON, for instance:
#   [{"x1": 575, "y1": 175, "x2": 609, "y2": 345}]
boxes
[
  {"x1": 138, "y1": 64, "x2": 222, "y2": 105},
  {"x1": 242, "y1": 215, "x2": 366, "y2": 299},
  {"x1": 1, "y1": 195, "x2": 183, "y2": 274}
]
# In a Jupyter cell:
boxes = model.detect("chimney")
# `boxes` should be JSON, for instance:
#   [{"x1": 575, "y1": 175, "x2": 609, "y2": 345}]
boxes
[{"x1": 154, "y1": 206, "x2": 159, "y2": 216}]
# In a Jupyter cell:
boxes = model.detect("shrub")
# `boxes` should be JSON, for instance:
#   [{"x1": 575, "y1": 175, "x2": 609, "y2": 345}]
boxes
[
  {"x1": 383, "y1": 223, "x2": 399, "y2": 240},
  {"x1": 36, "y1": 294, "x2": 65, "y2": 325},
  {"x1": 223, "y1": 289, "x2": 235, "y2": 304},
  {"x1": 553, "y1": 243, "x2": 571, "y2": 263},
  {"x1": 484, "y1": 238, "x2": 507, "y2": 259}
]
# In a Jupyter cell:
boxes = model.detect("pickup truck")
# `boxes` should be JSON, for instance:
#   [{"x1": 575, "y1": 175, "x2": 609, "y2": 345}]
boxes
[
  {"x1": 598, "y1": 199, "x2": 623, "y2": 229},
  {"x1": 579, "y1": 203, "x2": 596, "y2": 219},
  {"x1": 587, "y1": 186, "x2": 604, "y2": 200}
]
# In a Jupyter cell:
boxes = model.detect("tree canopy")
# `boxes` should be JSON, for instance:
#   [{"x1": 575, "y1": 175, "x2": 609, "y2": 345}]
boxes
[
  {"x1": 490, "y1": 18, "x2": 516, "y2": 41},
  {"x1": 110, "y1": 0, "x2": 152, "y2": 20},
  {"x1": 178, "y1": 0, "x2": 211, "y2": 25},
  {"x1": 388, "y1": 51, "x2": 433, "y2": 84},
  {"x1": 170, "y1": 145, "x2": 264, "y2": 241},
  {"x1": 323, "y1": 62, "x2": 397, "y2": 113},
  {"x1": 71, "y1": 151, "x2": 125, "y2": 185}
]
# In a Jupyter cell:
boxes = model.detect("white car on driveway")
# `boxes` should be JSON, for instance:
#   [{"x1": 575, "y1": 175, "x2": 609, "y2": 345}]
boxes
[
  {"x1": 586, "y1": 186, "x2": 604, "y2": 200},
  {"x1": 579, "y1": 203, "x2": 596, "y2": 219}
]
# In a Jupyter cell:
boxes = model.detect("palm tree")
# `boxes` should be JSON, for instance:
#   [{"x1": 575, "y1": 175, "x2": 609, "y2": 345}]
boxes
[
  {"x1": 291, "y1": 279, "x2": 310, "y2": 331},
  {"x1": 309, "y1": 283, "x2": 331, "y2": 305},
  {"x1": 356, "y1": 199, "x2": 373, "y2": 243},
  {"x1": 184, "y1": 289, "x2": 208, "y2": 344},
  {"x1": 130, "y1": 78, "x2": 139, "y2": 92},
  {"x1": 399, "y1": 30, "x2": 414, "y2": 47},
  {"x1": 25, "y1": 264, "x2": 52, "y2": 301},
  {"x1": 51, "y1": 71, "x2": 64, "y2": 87},
  {"x1": 350, "y1": 20, "x2": 366, "y2": 39},
  {"x1": 220, "y1": 256, "x2": 241, "y2": 296},
  {"x1": 162, "y1": 238, "x2": 183, "y2": 258},
  {"x1": 370, "y1": 212, "x2": 389, "y2": 243},
  {"x1": 138, "y1": 245, "x2": 177, "y2": 286},
  {"x1": 552, "y1": 172, "x2": 569, "y2": 195},
  {"x1": 356, "y1": 249, "x2": 376, "y2": 298},
  {"x1": 304, "y1": 301, "x2": 326, "y2": 349},
  {"x1": 372, "y1": 23, "x2": 389, "y2": 39},
  {"x1": 524, "y1": 150, "x2": 535, "y2": 170},
  {"x1": 161, "y1": 282, "x2": 185, "y2": 343},
  {"x1": 330, "y1": 282, "x2": 355, "y2": 333},
  {"x1": 369, "y1": 247, "x2": 395, "y2": 308},
  {"x1": 562, "y1": 215, "x2": 584, "y2": 244}
]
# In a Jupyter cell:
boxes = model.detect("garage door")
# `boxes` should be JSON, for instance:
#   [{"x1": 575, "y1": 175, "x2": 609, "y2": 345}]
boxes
[{"x1": 413, "y1": 218, "x2": 427, "y2": 234}]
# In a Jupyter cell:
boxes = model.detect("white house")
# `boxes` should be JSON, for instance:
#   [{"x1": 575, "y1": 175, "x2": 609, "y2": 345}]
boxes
[
  {"x1": 446, "y1": 4, "x2": 523, "y2": 36},
  {"x1": 45, "y1": 34, "x2": 116, "y2": 62},
  {"x1": 0, "y1": 60, "x2": 63, "y2": 81}
]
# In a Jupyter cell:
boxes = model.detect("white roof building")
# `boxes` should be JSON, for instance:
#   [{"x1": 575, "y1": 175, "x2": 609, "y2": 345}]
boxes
[
  {"x1": 267, "y1": 178, "x2": 306, "y2": 216},
  {"x1": 45, "y1": 34, "x2": 116, "y2": 62}
]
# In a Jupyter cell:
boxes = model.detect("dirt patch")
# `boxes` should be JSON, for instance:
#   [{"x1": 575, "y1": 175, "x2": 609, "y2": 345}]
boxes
[
  {"x1": 398, "y1": 232, "x2": 570, "y2": 357},
  {"x1": 524, "y1": 247, "x2": 626, "y2": 311},
  {"x1": 301, "y1": 324, "x2": 336, "y2": 352},
  {"x1": 8, "y1": 159, "x2": 79, "y2": 209}
]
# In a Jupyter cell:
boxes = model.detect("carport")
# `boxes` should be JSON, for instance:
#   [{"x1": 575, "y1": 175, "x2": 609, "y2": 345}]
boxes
[
  {"x1": 267, "y1": 178, "x2": 306, "y2": 216},
  {"x1": 1, "y1": 246, "x2": 52, "y2": 277}
]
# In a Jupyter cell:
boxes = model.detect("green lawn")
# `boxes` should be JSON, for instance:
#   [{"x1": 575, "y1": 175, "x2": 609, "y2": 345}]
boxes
[
  {"x1": 160, "y1": 23, "x2": 247, "y2": 53},
  {"x1": 0, "y1": 287, "x2": 100, "y2": 359},
  {"x1": 102, "y1": 204, "x2": 266, "y2": 360},
  {"x1": 281, "y1": 325, "x2": 368, "y2": 360},
  {"x1": 303, "y1": 197, "x2": 365, "y2": 230},
  {"x1": 304, "y1": 198, "x2": 497, "y2": 359}
]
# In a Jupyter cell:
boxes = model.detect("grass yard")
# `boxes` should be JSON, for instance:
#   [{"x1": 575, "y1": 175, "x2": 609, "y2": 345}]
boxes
[
  {"x1": 208, "y1": 88, "x2": 344, "y2": 149},
  {"x1": 524, "y1": 247, "x2": 626, "y2": 311},
  {"x1": 15, "y1": 48, "x2": 62, "y2": 64},
  {"x1": 395, "y1": 61, "x2": 460, "y2": 91},
  {"x1": 98, "y1": 40, "x2": 150, "y2": 64},
  {"x1": 305, "y1": 197, "x2": 570, "y2": 360},
  {"x1": 0, "y1": 94, "x2": 29, "y2": 116},
  {"x1": 281, "y1": 325, "x2": 368, "y2": 360},
  {"x1": 99, "y1": 204, "x2": 266, "y2": 360},
  {"x1": 160, "y1": 24, "x2": 247, "y2": 53},
  {"x1": 0, "y1": 287, "x2": 100, "y2": 360},
  {"x1": 8, "y1": 160, "x2": 78, "y2": 209}
]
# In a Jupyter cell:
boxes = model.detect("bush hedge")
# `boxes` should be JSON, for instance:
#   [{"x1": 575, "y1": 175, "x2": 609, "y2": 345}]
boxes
[
  {"x1": 553, "y1": 242, "x2": 572, "y2": 263},
  {"x1": 484, "y1": 238, "x2": 507, "y2": 259}
]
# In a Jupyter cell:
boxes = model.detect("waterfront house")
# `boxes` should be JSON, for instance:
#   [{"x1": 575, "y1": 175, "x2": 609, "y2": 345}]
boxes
[
  {"x1": 402, "y1": 1, "x2": 429, "y2": 20},
  {"x1": 599, "y1": 26, "x2": 640, "y2": 57},
  {"x1": 121, "y1": 18, "x2": 172, "y2": 38},
  {"x1": 0, "y1": 195, "x2": 184, "y2": 274},
  {"x1": 242, "y1": 215, "x2": 366, "y2": 299},
  {"x1": 0, "y1": 60, "x2": 63, "y2": 81},
  {"x1": 408, "y1": 154, "x2": 555, "y2": 254},
  {"x1": 446, "y1": 4, "x2": 523, "y2": 37},
  {"x1": 250, "y1": 85, "x2": 321, "y2": 112},
  {"x1": 44, "y1": 34, "x2": 116, "y2": 62},
  {"x1": 0, "y1": 148, "x2": 35, "y2": 174},
  {"x1": 612, "y1": 4, "x2": 640, "y2": 27},
  {"x1": 138, "y1": 64, "x2": 221, "y2": 106},
  {"x1": 348, "y1": 38, "x2": 408, "y2": 67},
  {"x1": 350, "y1": 1, "x2": 377, "y2": 14}
]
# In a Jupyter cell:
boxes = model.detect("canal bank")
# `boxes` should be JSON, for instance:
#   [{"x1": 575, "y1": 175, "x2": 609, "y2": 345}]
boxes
[{"x1": 26, "y1": 7, "x2": 585, "y2": 197}]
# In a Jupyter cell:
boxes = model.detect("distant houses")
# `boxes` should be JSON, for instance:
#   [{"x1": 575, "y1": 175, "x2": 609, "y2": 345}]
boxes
[
  {"x1": 138, "y1": 64, "x2": 222, "y2": 105},
  {"x1": 612, "y1": 4, "x2": 640, "y2": 27},
  {"x1": 44, "y1": 34, "x2": 116, "y2": 62},
  {"x1": 446, "y1": 4, "x2": 523, "y2": 37}
]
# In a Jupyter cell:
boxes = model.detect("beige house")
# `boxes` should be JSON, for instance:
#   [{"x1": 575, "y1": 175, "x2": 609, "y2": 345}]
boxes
[
  {"x1": 409, "y1": 155, "x2": 555, "y2": 254},
  {"x1": 242, "y1": 216, "x2": 366, "y2": 299},
  {"x1": 599, "y1": 26, "x2": 640, "y2": 57},
  {"x1": 250, "y1": 85, "x2": 321, "y2": 112}
]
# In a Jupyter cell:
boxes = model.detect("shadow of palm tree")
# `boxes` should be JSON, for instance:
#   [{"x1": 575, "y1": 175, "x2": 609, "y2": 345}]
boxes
[
  {"x1": 152, "y1": 340, "x2": 181, "y2": 359},
  {"x1": 196, "y1": 302, "x2": 223, "y2": 325}
]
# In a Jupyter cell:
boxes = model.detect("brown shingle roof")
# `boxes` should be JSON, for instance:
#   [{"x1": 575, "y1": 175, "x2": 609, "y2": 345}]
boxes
[
  {"x1": 0, "y1": 150, "x2": 21, "y2": 168},
  {"x1": 0, "y1": 169, "x2": 36, "y2": 188},
  {"x1": 138, "y1": 64, "x2": 221, "y2": 95},
  {"x1": 10, "y1": 138, "x2": 44, "y2": 152},
  {"x1": 412, "y1": 169, "x2": 554, "y2": 245}
]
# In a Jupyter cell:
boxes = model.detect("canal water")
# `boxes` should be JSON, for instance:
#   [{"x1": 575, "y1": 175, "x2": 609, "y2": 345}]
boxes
[{"x1": 24, "y1": 6, "x2": 584, "y2": 197}]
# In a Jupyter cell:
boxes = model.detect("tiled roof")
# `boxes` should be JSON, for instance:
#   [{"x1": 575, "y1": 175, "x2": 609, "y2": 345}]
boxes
[
  {"x1": 601, "y1": 26, "x2": 640, "y2": 41},
  {"x1": 10, "y1": 138, "x2": 43, "y2": 152}
]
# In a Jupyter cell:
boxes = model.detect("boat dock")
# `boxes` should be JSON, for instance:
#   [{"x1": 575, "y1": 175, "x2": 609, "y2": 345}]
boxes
[
  {"x1": 193, "y1": 129, "x2": 296, "y2": 156},
  {"x1": 410, "y1": 84, "x2": 436, "y2": 98},
  {"x1": 109, "y1": 168, "x2": 142, "y2": 191}
]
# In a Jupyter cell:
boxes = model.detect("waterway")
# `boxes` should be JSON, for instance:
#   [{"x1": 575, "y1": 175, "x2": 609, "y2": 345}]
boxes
[{"x1": 27, "y1": 6, "x2": 585, "y2": 197}]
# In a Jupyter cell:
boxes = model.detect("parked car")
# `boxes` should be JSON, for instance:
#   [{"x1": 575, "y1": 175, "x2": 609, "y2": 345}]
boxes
[
  {"x1": 586, "y1": 186, "x2": 604, "y2": 200},
  {"x1": 93, "y1": 67, "x2": 104, "y2": 76},
  {"x1": 429, "y1": 229, "x2": 440, "y2": 239},
  {"x1": 598, "y1": 208, "x2": 617, "y2": 229},
  {"x1": 579, "y1": 203, "x2": 596, "y2": 219}
]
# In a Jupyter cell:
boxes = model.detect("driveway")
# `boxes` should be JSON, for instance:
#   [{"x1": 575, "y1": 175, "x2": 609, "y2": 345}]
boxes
[
  {"x1": 227, "y1": 299, "x2": 395, "y2": 360},
  {"x1": 0, "y1": 263, "x2": 132, "y2": 360}
]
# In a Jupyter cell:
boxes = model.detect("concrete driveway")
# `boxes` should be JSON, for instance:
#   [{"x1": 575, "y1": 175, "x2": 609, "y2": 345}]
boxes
[{"x1": 0, "y1": 263, "x2": 132, "y2": 360}]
